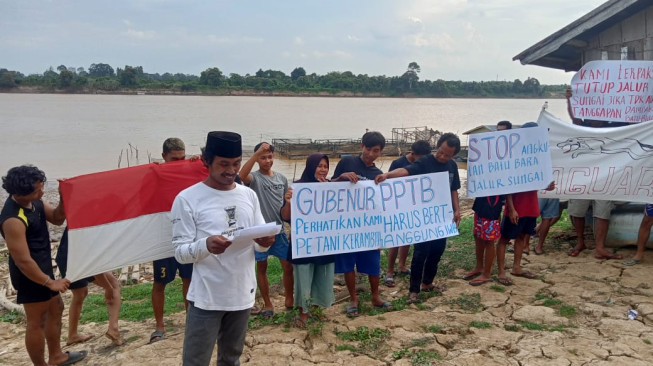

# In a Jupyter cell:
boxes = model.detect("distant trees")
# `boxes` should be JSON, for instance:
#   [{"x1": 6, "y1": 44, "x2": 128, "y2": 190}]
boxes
[
  {"x1": 3, "y1": 61, "x2": 558, "y2": 98},
  {"x1": 200, "y1": 67, "x2": 224, "y2": 86},
  {"x1": 89, "y1": 63, "x2": 115, "y2": 77},
  {"x1": 59, "y1": 69, "x2": 74, "y2": 88},
  {"x1": 403, "y1": 62, "x2": 421, "y2": 90},
  {"x1": 290, "y1": 67, "x2": 306, "y2": 81},
  {"x1": 0, "y1": 68, "x2": 19, "y2": 88}
]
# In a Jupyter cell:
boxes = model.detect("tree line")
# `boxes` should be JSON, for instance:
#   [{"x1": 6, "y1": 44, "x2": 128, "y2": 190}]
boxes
[{"x1": 0, "y1": 62, "x2": 566, "y2": 98}]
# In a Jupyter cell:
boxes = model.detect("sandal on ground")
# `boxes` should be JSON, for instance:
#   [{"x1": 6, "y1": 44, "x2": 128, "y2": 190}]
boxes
[
  {"x1": 462, "y1": 271, "x2": 481, "y2": 281},
  {"x1": 406, "y1": 295, "x2": 421, "y2": 304},
  {"x1": 57, "y1": 350, "x2": 88, "y2": 366},
  {"x1": 65, "y1": 334, "x2": 93, "y2": 346},
  {"x1": 568, "y1": 247, "x2": 585, "y2": 257},
  {"x1": 373, "y1": 301, "x2": 392, "y2": 309},
  {"x1": 622, "y1": 258, "x2": 642, "y2": 266},
  {"x1": 534, "y1": 248, "x2": 545, "y2": 255},
  {"x1": 398, "y1": 269, "x2": 411, "y2": 276},
  {"x1": 422, "y1": 284, "x2": 446, "y2": 293},
  {"x1": 384, "y1": 277, "x2": 396, "y2": 287},
  {"x1": 294, "y1": 316, "x2": 307, "y2": 329},
  {"x1": 149, "y1": 330, "x2": 165, "y2": 344},
  {"x1": 595, "y1": 253, "x2": 623, "y2": 260},
  {"x1": 261, "y1": 309, "x2": 275, "y2": 320},
  {"x1": 495, "y1": 276, "x2": 513, "y2": 286},
  {"x1": 469, "y1": 278, "x2": 492, "y2": 286},
  {"x1": 105, "y1": 331, "x2": 125, "y2": 346},
  {"x1": 346, "y1": 306, "x2": 359, "y2": 318},
  {"x1": 510, "y1": 271, "x2": 537, "y2": 279},
  {"x1": 250, "y1": 305, "x2": 263, "y2": 315}
]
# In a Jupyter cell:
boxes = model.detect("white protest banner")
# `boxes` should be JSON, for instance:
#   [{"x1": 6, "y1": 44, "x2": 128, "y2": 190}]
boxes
[
  {"x1": 466, "y1": 126, "x2": 553, "y2": 198},
  {"x1": 569, "y1": 60, "x2": 653, "y2": 123},
  {"x1": 290, "y1": 172, "x2": 458, "y2": 259},
  {"x1": 537, "y1": 110, "x2": 653, "y2": 203}
]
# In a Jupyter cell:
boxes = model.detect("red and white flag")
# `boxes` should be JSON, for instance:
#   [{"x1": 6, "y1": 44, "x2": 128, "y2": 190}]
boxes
[{"x1": 59, "y1": 159, "x2": 207, "y2": 281}]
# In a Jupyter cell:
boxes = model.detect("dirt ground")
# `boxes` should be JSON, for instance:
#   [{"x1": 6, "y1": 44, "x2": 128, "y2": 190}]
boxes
[{"x1": 2, "y1": 192, "x2": 653, "y2": 365}]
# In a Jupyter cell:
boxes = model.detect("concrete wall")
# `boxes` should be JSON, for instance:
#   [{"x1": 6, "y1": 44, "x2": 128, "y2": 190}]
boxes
[{"x1": 583, "y1": 5, "x2": 653, "y2": 63}]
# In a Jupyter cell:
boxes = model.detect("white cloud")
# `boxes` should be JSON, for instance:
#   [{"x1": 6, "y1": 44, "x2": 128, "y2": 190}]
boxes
[
  {"x1": 122, "y1": 28, "x2": 156, "y2": 40},
  {"x1": 404, "y1": 32, "x2": 455, "y2": 51},
  {"x1": 206, "y1": 35, "x2": 263, "y2": 44},
  {"x1": 407, "y1": 16, "x2": 422, "y2": 24},
  {"x1": 293, "y1": 36, "x2": 304, "y2": 45},
  {"x1": 346, "y1": 35, "x2": 361, "y2": 42}
]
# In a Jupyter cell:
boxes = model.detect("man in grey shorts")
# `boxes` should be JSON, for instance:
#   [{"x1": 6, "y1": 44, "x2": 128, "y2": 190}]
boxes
[
  {"x1": 567, "y1": 200, "x2": 620, "y2": 259},
  {"x1": 565, "y1": 87, "x2": 622, "y2": 260}
]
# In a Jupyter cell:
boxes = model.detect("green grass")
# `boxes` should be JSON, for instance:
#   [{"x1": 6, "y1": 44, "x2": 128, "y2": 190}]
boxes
[
  {"x1": 518, "y1": 321, "x2": 573, "y2": 332},
  {"x1": 80, "y1": 278, "x2": 185, "y2": 324},
  {"x1": 335, "y1": 326, "x2": 391, "y2": 358},
  {"x1": 469, "y1": 321, "x2": 491, "y2": 329},
  {"x1": 392, "y1": 348, "x2": 442, "y2": 365},
  {"x1": 448, "y1": 293, "x2": 483, "y2": 313},
  {"x1": 534, "y1": 291, "x2": 577, "y2": 319},
  {"x1": 0, "y1": 309, "x2": 23, "y2": 324}
]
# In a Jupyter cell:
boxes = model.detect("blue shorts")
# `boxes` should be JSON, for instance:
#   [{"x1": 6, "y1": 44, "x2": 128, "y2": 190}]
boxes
[
  {"x1": 334, "y1": 250, "x2": 380, "y2": 276},
  {"x1": 500, "y1": 217, "x2": 537, "y2": 240},
  {"x1": 255, "y1": 233, "x2": 290, "y2": 261},
  {"x1": 538, "y1": 198, "x2": 560, "y2": 219},
  {"x1": 646, "y1": 204, "x2": 653, "y2": 217},
  {"x1": 153, "y1": 257, "x2": 193, "y2": 284}
]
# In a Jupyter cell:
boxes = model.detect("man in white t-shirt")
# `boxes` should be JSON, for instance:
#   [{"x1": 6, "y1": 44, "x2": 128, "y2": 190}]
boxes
[{"x1": 172, "y1": 131, "x2": 274, "y2": 366}]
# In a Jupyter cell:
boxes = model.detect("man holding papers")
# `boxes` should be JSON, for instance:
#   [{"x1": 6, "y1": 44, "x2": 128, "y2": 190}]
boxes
[{"x1": 171, "y1": 131, "x2": 274, "y2": 366}]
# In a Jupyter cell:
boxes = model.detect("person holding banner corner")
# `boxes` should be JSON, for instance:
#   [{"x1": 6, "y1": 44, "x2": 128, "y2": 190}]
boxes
[
  {"x1": 331, "y1": 131, "x2": 392, "y2": 317},
  {"x1": 280, "y1": 153, "x2": 335, "y2": 327},
  {"x1": 1, "y1": 165, "x2": 87, "y2": 366},
  {"x1": 375, "y1": 133, "x2": 461, "y2": 304},
  {"x1": 384, "y1": 140, "x2": 432, "y2": 288},
  {"x1": 565, "y1": 87, "x2": 623, "y2": 260}
]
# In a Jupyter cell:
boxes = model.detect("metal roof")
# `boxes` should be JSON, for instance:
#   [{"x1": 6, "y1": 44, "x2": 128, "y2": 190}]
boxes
[{"x1": 513, "y1": 0, "x2": 649, "y2": 71}]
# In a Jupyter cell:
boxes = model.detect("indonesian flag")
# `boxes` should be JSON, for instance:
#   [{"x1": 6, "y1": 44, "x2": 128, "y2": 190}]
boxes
[{"x1": 59, "y1": 159, "x2": 208, "y2": 281}]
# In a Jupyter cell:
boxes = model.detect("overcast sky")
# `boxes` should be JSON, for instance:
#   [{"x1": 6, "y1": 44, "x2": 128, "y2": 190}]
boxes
[{"x1": 1, "y1": 0, "x2": 607, "y2": 84}]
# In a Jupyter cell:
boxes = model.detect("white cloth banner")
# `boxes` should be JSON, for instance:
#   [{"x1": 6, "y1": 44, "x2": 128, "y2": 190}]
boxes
[
  {"x1": 290, "y1": 172, "x2": 458, "y2": 259},
  {"x1": 537, "y1": 110, "x2": 653, "y2": 203},
  {"x1": 466, "y1": 126, "x2": 552, "y2": 198},
  {"x1": 569, "y1": 60, "x2": 653, "y2": 123}
]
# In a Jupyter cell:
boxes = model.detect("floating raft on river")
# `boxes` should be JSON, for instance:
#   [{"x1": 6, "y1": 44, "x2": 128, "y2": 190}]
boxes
[{"x1": 273, "y1": 126, "x2": 442, "y2": 159}]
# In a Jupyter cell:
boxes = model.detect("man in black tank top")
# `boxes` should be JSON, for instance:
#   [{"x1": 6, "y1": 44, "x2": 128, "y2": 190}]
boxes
[{"x1": 0, "y1": 165, "x2": 87, "y2": 365}]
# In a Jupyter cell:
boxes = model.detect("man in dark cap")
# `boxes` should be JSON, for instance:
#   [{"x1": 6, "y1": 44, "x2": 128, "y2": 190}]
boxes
[{"x1": 171, "y1": 131, "x2": 274, "y2": 366}]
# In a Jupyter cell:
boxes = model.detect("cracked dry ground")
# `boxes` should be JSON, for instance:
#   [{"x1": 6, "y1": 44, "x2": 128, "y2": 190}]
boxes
[{"x1": 3, "y1": 245, "x2": 653, "y2": 365}]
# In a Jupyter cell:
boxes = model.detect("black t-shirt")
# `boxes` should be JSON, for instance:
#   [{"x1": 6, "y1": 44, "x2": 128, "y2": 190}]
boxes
[
  {"x1": 472, "y1": 196, "x2": 505, "y2": 220},
  {"x1": 0, "y1": 197, "x2": 54, "y2": 284},
  {"x1": 405, "y1": 154, "x2": 461, "y2": 191},
  {"x1": 332, "y1": 155, "x2": 383, "y2": 181},
  {"x1": 389, "y1": 155, "x2": 410, "y2": 171}
]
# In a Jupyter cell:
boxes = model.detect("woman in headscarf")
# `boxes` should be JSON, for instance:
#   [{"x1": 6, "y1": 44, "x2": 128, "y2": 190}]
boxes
[{"x1": 280, "y1": 153, "x2": 335, "y2": 327}]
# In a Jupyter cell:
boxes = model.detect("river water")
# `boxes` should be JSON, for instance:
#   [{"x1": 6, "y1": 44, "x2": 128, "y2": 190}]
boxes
[{"x1": 0, "y1": 94, "x2": 569, "y2": 181}]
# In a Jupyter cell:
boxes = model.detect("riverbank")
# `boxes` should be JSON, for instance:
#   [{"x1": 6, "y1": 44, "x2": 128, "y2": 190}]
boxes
[
  {"x1": 0, "y1": 85, "x2": 565, "y2": 99},
  {"x1": 1, "y1": 202, "x2": 652, "y2": 365}
]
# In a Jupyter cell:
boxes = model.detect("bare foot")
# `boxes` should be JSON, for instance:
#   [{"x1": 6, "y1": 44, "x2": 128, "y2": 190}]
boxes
[
  {"x1": 66, "y1": 333, "x2": 93, "y2": 346},
  {"x1": 105, "y1": 331, "x2": 125, "y2": 346}
]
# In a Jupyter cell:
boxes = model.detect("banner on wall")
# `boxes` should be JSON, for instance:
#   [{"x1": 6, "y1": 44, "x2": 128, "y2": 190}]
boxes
[{"x1": 537, "y1": 110, "x2": 653, "y2": 204}]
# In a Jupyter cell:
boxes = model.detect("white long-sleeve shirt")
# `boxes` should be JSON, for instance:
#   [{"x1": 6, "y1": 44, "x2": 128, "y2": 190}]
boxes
[{"x1": 171, "y1": 182, "x2": 266, "y2": 311}]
